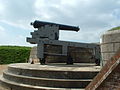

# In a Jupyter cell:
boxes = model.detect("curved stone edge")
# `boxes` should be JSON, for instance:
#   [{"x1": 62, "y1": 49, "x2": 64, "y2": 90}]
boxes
[
  {"x1": 7, "y1": 64, "x2": 100, "y2": 79},
  {"x1": 103, "y1": 29, "x2": 120, "y2": 35},
  {"x1": 100, "y1": 29, "x2": 120, "y2": 65},
  {"x1": 8, "y1": 63, "x2": 101, "y2": 72},
  {"x1": 101, "y1": 30, "x2": 120, "y2": 44},
  {"x1": 0, "y1": 75, "x2": 69, "y2": 90},
  {"x1": 3, "y1": 71, "x2": 91, "y2": 88}
]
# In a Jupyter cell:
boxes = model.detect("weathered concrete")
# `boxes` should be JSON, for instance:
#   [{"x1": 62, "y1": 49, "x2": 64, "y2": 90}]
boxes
[
  {"x1": 0, "y1": 63, "x2": 101, "y2": 90},
  {"x1": 29, "y1": 46, "x2": 39, "y2": 63},
  {"x1": 85, "y1": 48, "x2": 120, "y2": 90},
  {"x1": 97, "y1": 64, "x2": 120, "y2": 90},
  {"x1": 29, "y1": 46, "x2": 97, "y2": 64},
  {"x1": 101, "y1": 30, "x2": 120, "y2": 66}
]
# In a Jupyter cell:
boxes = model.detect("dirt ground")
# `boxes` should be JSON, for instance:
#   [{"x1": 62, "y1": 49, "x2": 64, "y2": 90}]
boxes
[
  {"x1": 0, "y1": 65, "x2": 8, "y2": 90},
  {"x1": 0, "y1": 65, "x2": 8, "y2": 75}
]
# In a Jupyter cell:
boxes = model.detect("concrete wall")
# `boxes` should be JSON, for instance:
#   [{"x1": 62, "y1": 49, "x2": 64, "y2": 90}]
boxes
[
  {"x1": 29, "y1": 46, "x2": 39, "y2": 63},
  {"x1": 101, "y1": 30, "x2": 120, "y2": 66},
  {"x1": 97, "y1": 64, "x2": 120, "y2": 90},
  {"x1": 29, "y1": 45, "x2": 96, "y2": 63},
  {"x1": 85, "y1": 50, "x2": 120, "y2": 90}
]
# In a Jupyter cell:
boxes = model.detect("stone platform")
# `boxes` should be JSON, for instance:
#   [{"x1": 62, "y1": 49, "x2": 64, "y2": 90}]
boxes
[{"x1": 0, "y1": 63, "x2": 101, "y2": 90}]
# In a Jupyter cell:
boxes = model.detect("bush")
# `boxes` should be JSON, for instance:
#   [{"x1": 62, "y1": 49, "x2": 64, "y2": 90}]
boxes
[{"x1": 0, "y1": 46, "x2": 31, "y2": 64}]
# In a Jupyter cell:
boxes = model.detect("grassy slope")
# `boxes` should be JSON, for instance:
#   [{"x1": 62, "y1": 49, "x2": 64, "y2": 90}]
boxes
[
  {"x1": 0, "y1": 46, "x2": 31, "y2": 64},
  {"x1": 108, "y1": 26, "x2": 120, "y2": 31}
]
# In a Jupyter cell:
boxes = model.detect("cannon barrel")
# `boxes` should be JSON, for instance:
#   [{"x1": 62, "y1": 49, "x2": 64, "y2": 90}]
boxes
[{"x1": 31, "y1": 20, "x2": 80, "y2": 31}]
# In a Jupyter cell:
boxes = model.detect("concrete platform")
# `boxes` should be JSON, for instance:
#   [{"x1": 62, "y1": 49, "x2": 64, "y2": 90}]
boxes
[
  {"x1": 0, "y1": 63, "x2": 101, "y2": 90},
  {"x1": 8, "y1": 63, "x2": 100, "y2": 71}
]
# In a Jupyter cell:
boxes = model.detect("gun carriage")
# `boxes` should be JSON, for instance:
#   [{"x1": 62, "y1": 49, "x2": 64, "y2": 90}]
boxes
[{"x1": 27, "y1": 20, "x2": 100, "y2": 65}]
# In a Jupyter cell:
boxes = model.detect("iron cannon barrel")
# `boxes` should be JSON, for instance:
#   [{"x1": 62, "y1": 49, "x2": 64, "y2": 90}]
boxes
[{"x1": 31, "y1": 20, "x2": 80, "y2": 31}]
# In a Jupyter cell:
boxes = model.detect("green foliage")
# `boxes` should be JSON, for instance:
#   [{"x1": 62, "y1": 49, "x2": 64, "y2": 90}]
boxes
[
  {"x1": 0, "y1": 46, "x2": 31, "y2": 64},
  {"x1": 108, "y1": 26, "x2": 120, "y2": 31}
]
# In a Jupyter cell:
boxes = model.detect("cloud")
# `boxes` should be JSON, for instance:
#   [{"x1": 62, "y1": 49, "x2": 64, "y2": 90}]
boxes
[
  {"x1": 0, "y1": 0, "x2": 35, "y2": 20},
  {"x1": 0, "y1": 26, "x2": 5, "y2": 31},
  {"x1": 34, "y1": 0, "x2": 120, "y2": 28},
  {"x1": 0, "y1": 23, "x2": 33, "y2": 46},
  {"x1": 0, "y1": 0, "x2": 120, "y2": 46},
  {"x1": 0, "y1": 26, "x2": 6, "y2": 37},
  {"x1": 0, "y1": 26, "x2": 9, "y2": 45},
  {"x1": 0, "y1": 0, "x2": 36, "y2": 30},
  {"x1": 0, "y1": 2, "x2": 5, "y2": 15}
]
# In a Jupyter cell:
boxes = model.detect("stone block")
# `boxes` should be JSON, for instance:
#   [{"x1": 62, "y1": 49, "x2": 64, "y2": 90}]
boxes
[
  {"x1": 114, "y1": 43, "x2": 120, "y2": 51},
  {"x1": 101, "y1": 44, "x2": 114, "y2": 52}
]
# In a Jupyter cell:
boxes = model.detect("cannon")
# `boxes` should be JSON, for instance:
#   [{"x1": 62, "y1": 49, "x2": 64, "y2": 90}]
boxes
[
  {"x1": 31, "y1": 20, "x2": 80, "y2": 31},
  {"x1": 27, "y1": 20, "x2": 100, "y2": 65}
]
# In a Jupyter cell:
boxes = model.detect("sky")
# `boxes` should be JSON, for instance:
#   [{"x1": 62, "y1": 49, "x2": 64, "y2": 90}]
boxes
[{"x1": 0, "y1": 0, "x2": 120, "y2": 46}]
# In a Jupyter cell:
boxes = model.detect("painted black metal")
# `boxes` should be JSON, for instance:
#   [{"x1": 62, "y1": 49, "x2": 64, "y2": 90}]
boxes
[{"x1": 31, "y1": 20, "x2": 80, "y2": 31}]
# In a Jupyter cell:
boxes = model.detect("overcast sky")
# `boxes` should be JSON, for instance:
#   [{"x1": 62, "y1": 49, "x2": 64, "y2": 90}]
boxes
[{"x1": 0, "y1": 0, "x2": 120, "y2": 46}]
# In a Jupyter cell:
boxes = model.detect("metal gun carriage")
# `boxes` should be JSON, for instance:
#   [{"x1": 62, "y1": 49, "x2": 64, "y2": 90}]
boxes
[{"x1": 27, "y1": 20, "x2": 100, "y2": 65}]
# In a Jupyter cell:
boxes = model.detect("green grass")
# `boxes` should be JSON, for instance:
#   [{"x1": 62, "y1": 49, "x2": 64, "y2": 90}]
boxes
[
  {"x1": 108, "y1": 26, "x2": 120, "y2": 31},
  {"x1": 0, "y1": 46, "x2": 31, "y2": 64}
]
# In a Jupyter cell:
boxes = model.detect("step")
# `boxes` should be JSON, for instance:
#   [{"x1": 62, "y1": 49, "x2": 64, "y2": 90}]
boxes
[
  {"x1": 0, "y1": 75, "x2": 85, "y2": 90},
  {"x1": 3, "y1": 71, "x2": 92, "y2": 88},
  {"x1": 7, "y1": 63, "x2": 100, "y2": 79}
]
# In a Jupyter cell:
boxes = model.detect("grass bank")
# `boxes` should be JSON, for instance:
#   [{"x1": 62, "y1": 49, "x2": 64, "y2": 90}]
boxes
[{"x1": 0, "y1": 46, "x2": 31, "y2": 64}]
